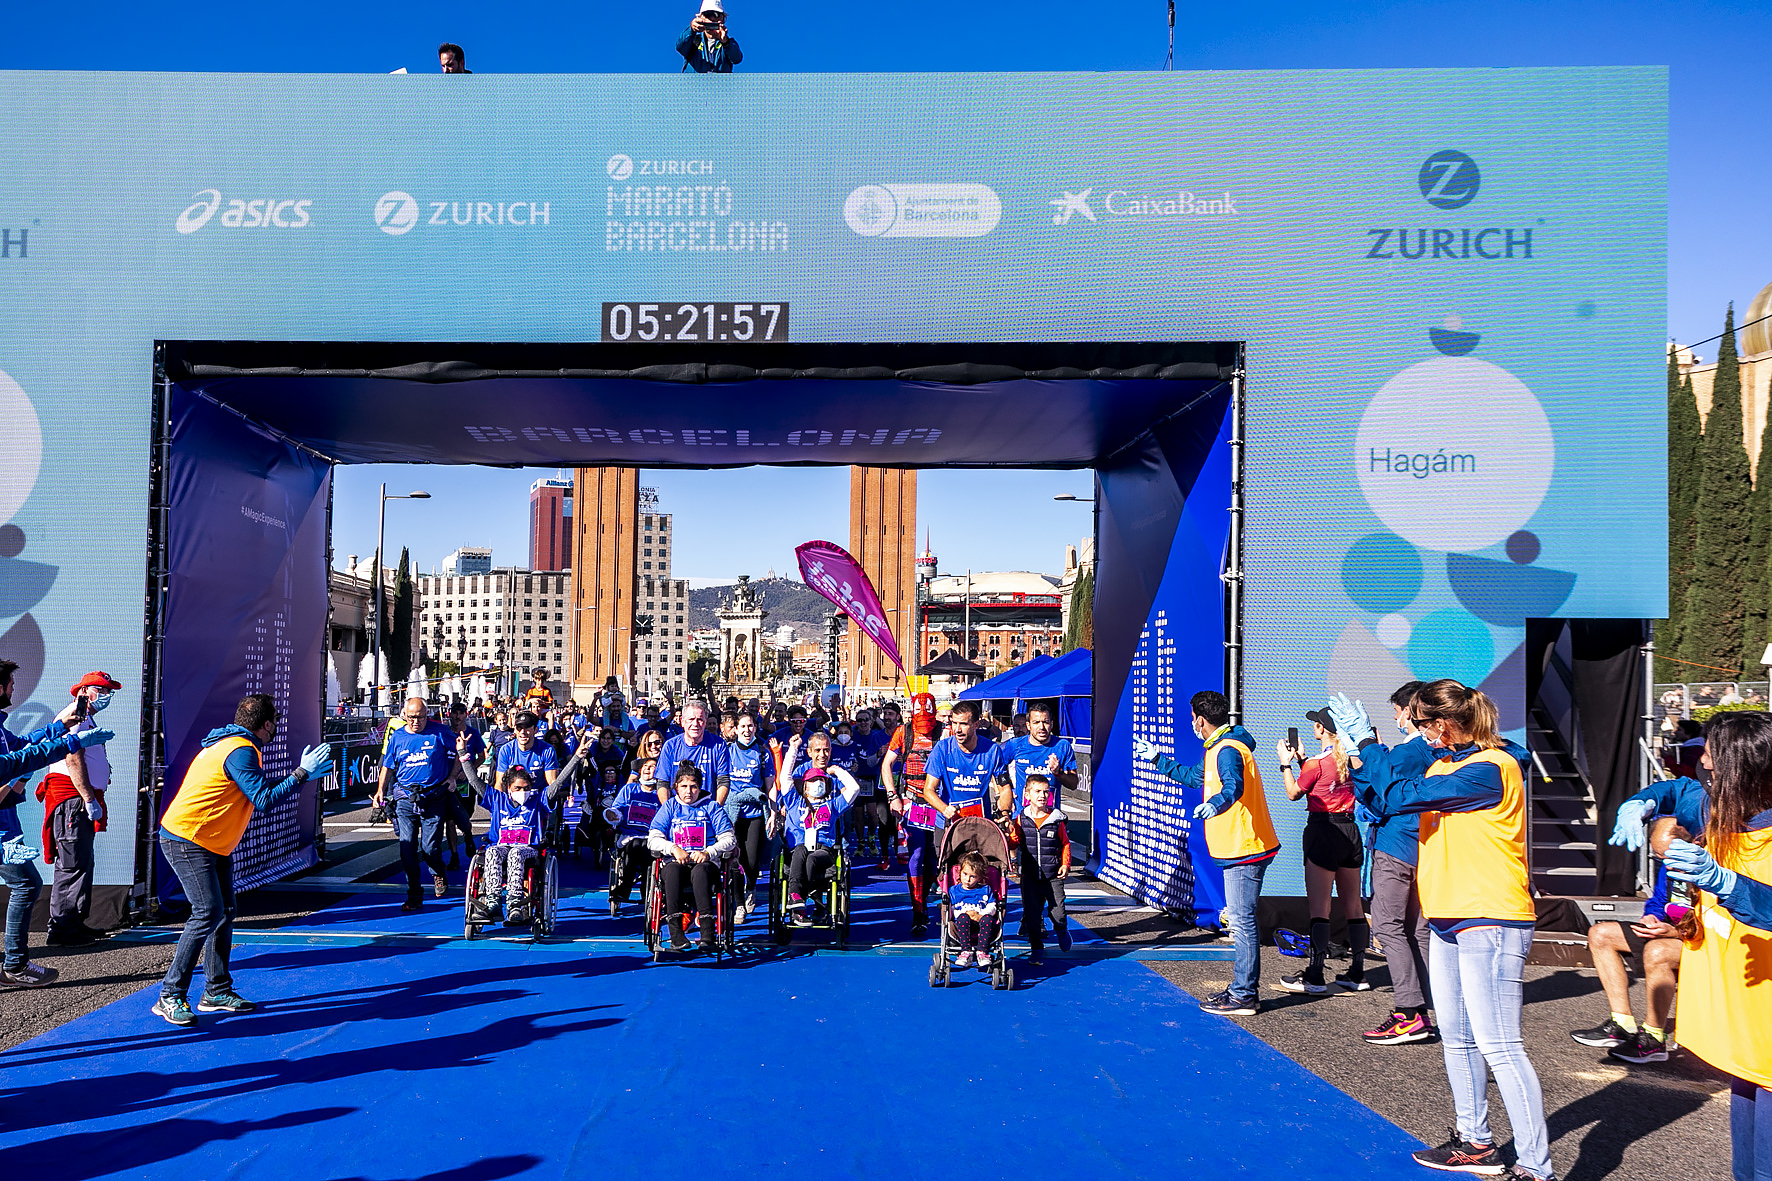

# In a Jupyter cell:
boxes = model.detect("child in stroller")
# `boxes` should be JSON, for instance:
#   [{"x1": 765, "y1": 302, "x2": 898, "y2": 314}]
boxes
[{"x1": 948, "y1": 853, "x2": 999, "y2": 967}]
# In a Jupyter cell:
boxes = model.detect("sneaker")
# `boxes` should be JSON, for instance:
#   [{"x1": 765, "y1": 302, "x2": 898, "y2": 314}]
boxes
[
  {"x1": 507, "y1": 903, "x2": 532, "y2": 926},
  {"x1": 471, "y1": 900, "x2": 498, "y2": 923},
  {"x1": 1569, "y1": 1018, "x2": 1633, "y2": 1048},
  {"x1": 792, "y1": 909, "x2": 813, "y2": 927},
  {"x1": 151, "y1": 996, "x2": 197, "y2": 1026},
  {"x1": 431, "y1": 873, "x2": 448, "y2": 899},
  {"x1": 786, "y1": 892, "x2": 807, "y2": 911},
  {"x1": 1507, "y1": 1168, "x2": 1557, "y2": 1181},
  {"x1": 45, "y1": 927, "x2": 96, "y2": 947},
  {"x1": 1412, "y1": 1130, "x2": 1503, "y2": 1174},
  {"x1": 955, "y1": 950, "x2": 975, "y2": 968},
  {"x1": 1334, "y1": 968, "x2": 1372, "y2": 992},
  {"x1": 1275, "y1": 969, "x2": 1328, "y2": 996},
  {"x1": 1, "y1": 961, "x2": 58, "y2": 989},
  {"x1": 1056, "y1": 924, "x2": 1073, "y2": 952},
  {"x1": 1364, "y1": 1011, "x2": 1435, "y2": 1045},
  {"x1": 197, "y1": 990, "x2": 257, "y2": 1013},
  {"x1": 1030, "y1": 944, "x2": 1046, "y2": 965},
  {"x1": 401, "y1": 896, "x2": 422, "y2": 913},
  {"x1": 1608, "y1": 1029, "x2": 1669, "y2": 1064},
  {"x1": 76, "y1": 924, "x2": 113, "y2": 941},
  {"x1": 1199, "y1": 990, "x2": 1258, "y2": 1016}
]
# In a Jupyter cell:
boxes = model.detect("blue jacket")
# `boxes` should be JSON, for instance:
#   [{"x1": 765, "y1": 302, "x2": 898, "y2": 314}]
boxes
[
  {"x1": 676, "y1": 26, "x2": 743, "y2": 72},
  {"x1": 1351, "y1": 737, "x2": 1530, "y2": 818},
  {"x1": 1623, "y1": 775, "x2": 1709, "y2": 835},
  {"x1": 1151, "y1": 723, "x2": 1259, "y2": 816},
  {"x1": 1354, "y1": 733, "x2": 1437, "y2": 865},
  {"x1": 0, "y1": 712, "x2": 82, "y2": 864}
]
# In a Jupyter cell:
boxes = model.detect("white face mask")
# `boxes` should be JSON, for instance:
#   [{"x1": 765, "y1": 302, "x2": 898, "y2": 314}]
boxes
[
  {"x1": 804, "y1": 778, "x2": 830, "y2": 802},
  {"x1": 835, "y1": 733, "x2": 853, "y2": 746},
  {"x1": 509, "y1": 787, "x2": 529, "y2": 806}
]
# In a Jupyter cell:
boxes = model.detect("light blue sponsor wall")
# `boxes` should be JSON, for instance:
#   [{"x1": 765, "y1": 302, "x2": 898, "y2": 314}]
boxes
[{"x1": 0, "y1": 68, "x2": 1666, "y2": 894}]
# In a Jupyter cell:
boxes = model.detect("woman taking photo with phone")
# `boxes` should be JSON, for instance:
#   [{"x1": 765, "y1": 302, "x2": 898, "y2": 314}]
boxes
[
  {"x1": 1336, "y1": 679, "x2": 1552, "y2": 1181},
  {"x1": 1275, "y1": 708, "x2": 1370, "y2": 996}
]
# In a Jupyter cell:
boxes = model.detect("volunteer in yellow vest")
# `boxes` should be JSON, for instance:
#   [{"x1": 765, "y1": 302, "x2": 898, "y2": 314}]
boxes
[
  {"x1": 1655, "y1": 709, "x2": 1772, "y2": 1181},
  {"x1": 1134, "y1": 689, "x2": 1279, "y2": 1017},
  {"x1": 1338, "y1": 679, "x2": 1553, "y2": 1181},
  {"x1": 153, "y1": 693, "x2": 333, "y2": 1029}
]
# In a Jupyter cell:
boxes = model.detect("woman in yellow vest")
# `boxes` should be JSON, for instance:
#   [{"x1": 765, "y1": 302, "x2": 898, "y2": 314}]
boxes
[
  {"x1": 153, "y1": 693, "x2": 333, "y2": 1029},
  {"x1": 1657, "y1": 709, "x2": 1772, "y2": 1181},
  {"x1": 1336, "y1": 680, "x2": 1552, "y2": 1181}
]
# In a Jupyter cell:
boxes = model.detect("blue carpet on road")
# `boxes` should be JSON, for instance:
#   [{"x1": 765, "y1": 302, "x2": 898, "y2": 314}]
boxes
[{"x1": 0, "y1": 908, "x2": 1429, "y2": 1181}]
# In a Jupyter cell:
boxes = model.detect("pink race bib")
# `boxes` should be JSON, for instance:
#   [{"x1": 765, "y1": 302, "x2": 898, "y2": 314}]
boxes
[
  {"x1": 805, "y1": 804, "x2": 832, "y2": 830},
  {"x1": 904, "y1": 803, "x2": 941, "y2": 831},
  {"x1": 673, "y1": 823, "x2": 707, "y2": 850},
  {"x1": 498, "y1": 827, "x2": 532, "y2": 846}
]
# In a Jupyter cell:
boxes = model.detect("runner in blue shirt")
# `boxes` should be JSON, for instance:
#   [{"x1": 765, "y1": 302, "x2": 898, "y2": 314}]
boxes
[
  {"x1": 1004, "y1": 702, "x2": 1079, "y2": 799},
  {"x1": 374, "y1": 697, "x2": 461, "y2": 911},
  {"x1": 493, "y1": 711, "x2": 559, "y2": 786},
  {"x1": 922, "y1": 700, "x2": 1013, "y2": 822},
  {"x1": 659, "y1": 700, "x2": 731, "y2": 804}
]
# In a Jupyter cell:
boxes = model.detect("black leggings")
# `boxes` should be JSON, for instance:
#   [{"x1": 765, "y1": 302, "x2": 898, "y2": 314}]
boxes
[
  {"x1": 788, "y1": 845, "x2": 837, "y2": 898},
  {"x1": 734, "y1": 815, "x2": 767, "y2": 885},
  {"x1": 611, "y1": 841, "x2": 651, "y2": 903},
  {"x1": 869, "y1": 797, "x2": 898, "y2": 856},
  {"x1": 660, "y1": 859, "x2": 718, "y2": 917}
]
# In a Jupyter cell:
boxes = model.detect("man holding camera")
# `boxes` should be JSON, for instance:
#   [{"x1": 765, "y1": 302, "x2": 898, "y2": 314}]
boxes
[{"x1": 676, "y1": 0, "x2": 743, "y2": 73}]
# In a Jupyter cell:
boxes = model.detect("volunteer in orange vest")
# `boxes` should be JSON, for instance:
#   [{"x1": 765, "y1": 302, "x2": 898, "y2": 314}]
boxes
[
  {"x1": 1655, "y1": 709, "x2": 1772, "y2": 1181},
  {"x1": 1338, "y1": 680, "x2": 1553, "y2": 1181},
  {"x1": 152, "y1": 693, "x2": 333, "y2": 1028},
  {"x1": 1135, "y1": 689, "x2": 1280, "y2": 1017}
]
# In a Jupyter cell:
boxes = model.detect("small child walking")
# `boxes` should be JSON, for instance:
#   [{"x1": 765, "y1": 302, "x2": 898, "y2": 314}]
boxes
[
  {"x1": 1008, "y1": 774, "x2": 1073, "y2": 962},
  {"x1": 949, "y1": 851, "x2": 999, "y2": 969}
]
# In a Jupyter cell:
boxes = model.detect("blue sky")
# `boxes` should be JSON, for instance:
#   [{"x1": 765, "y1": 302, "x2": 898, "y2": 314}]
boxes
[{"x1": 10, "y1": 1, "x2": 1761, "y2": 581}]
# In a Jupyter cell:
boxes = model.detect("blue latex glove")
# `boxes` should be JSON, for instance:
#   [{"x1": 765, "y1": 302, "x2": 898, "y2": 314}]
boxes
[
  {"x1": 1609, "y1": 798, "x2": 1655, "y2": 850},
  {"x1": 77, "y1": 727, "x2": 115, "y2": 749},
  {"x1": 1133, "y1": 739, "x2": 1159, "y2": 763},
  {"x1": 1327, "y1": 693, "x2": 1375, "y2": 746},
  {"x1": 1193, "y1": 799, "x2": 1221, "y2": 820},
  {"x1": 300, "y1": 743, "x2": 335, "y2": 778},
  {"x1": 1664, "y1": 838, "x2": 1738, "y2": 897}
]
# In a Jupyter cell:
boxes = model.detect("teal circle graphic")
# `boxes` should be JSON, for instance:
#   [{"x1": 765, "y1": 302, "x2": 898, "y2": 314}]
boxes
[
  {"x1": 1407, "y1": 609, "x2": 1495, "y2": 688},
  {"x1": 1340, "y1": 532, "x2": 1424, "y2": 614}
]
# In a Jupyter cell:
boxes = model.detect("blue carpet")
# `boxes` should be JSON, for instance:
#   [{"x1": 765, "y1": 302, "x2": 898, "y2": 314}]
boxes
[{"x1": 0, "y1": 933, "x2": 1427, "y2": 1180}]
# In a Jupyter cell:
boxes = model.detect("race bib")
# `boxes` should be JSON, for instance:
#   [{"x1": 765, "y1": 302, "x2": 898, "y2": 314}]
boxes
[
  {"x1": 904, "y1": 802, "x2": 942, "y2": 831},
  {"x1": 498, "y1": 827, "x2": 532, "y2": 846},
  {"x1": 952, "y1": 799, "x2": 986, "y2": 820},
  {"x1": 673, "y1": 823, "x2": 707, "y2": 850},
  {"x1": 804, "y1": 803, "x2": 832, "y2": 831},
  {"x1": 625, "y1": 800, "x2": 658, "y2": 828},
  {"x1": 563, "y1": 794, "x2": 584, "y2": 823}
]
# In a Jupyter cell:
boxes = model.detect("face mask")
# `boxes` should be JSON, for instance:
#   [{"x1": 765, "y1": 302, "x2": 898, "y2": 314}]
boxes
[
  {"x1": 509, "y1": 788, "x2": 529, "y2": 806},
  {"x1": 835, "y1": 733, "x2": 853, "y2": 746},
  {"x1": 804, "y1": 778, "x2": 829, "y2": 802}
]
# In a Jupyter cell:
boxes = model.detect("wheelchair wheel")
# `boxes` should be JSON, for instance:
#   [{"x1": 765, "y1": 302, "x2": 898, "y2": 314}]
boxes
[
  {"x1": 832, "y1": 866, "x2": 850, "y2": 948},
  {"x1": 767, "y1": 851, "x2": 791, "y2": 946},
  {"x1": 532, "y1": 854, "x2": 559, "y2": 940},
  {"x1": 643, "y1": 862, "x2": 663, "y2": 956},
  {"x1": 463, "y1": 853, "x2": 482, "y2": 941}
]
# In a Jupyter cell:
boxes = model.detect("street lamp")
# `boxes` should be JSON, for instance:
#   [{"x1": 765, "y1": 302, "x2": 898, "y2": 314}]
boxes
[
  {"x1": 370, "y1": 484, "x2": 430, "y2": 715},
  {"x1": 1052, "y1": 494, "x2": 1096, "y2": 503}
]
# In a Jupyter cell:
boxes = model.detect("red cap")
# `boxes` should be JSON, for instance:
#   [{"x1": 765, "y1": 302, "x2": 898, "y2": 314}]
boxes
[{"x1": 71, "y1": 671, "x2": 123, "y2": 696}]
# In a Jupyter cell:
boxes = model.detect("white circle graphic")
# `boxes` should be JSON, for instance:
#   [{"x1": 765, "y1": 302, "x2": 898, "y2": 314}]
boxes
[
  {"x1": 1375, "y1": 613, "x2": 1412, "y2": 649},
  {"x1": 0, "y1": 368, "x2": 43, "y2": 525},
  {"x1": 844, "y1": 185, "x2": 897, "y2": 237},
  {"x1": 607, "y1": 154, "x2": 634, "y2": 181},
  {"x1": 1355, "y1": 356, "x2": 1554, "y2": 553},
  {"x1": 375, "y1": 191, "x2": 419, "y2": 236},
  {"x1": 176, "y1": 189, "x2": 221, "y2": 234}
]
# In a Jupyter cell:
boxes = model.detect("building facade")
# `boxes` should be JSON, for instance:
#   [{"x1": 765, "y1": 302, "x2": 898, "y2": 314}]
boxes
[
  {"x1": 330, "y1": 556, "x2": 426, "y2": 703},
  {"x1": 914, "y1": 569, "x2": 1066, "y2": 678},
  {"x1": 529, "y1": 477, "x2": 573, "y2": 572},
  {"x1": 417, "y1": 566, "x2": 574, "y2": 693},
  {"x1": 1680, "y1": 278, "x2": 1772, "y2": 464},
  {"x1": 444, "y1": 546, "x2": 492, "y2": 576},
  {"x1": 844, "y1": 466, "x2": 917, "y2": 690}
]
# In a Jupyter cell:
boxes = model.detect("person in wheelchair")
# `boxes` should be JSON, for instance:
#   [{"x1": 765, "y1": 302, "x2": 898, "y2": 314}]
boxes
[
  {"x1": 773, "y1": 730, "x2": 864, "y2": 924},
  {"x1": 603, "y1": 756, "x2": 661, "y2": 916},
  {"x1": 647, "y1": 761, "x2": 736, "y2": 951},
  {"x1": 472, "y1": 766, "x2": 548, "y2": 925}
]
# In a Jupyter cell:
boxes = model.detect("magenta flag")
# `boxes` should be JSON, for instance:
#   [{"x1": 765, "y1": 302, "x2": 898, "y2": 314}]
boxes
[{"x1": 795, "y1": 540, "x2": 906, "y2": 673}]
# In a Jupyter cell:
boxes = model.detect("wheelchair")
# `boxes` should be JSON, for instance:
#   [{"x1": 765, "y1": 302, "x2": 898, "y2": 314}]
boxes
[
  {"x1": 767, "y1": 833, "x2": 852, "y2": 949},
  {"x1": 463, "y1": 838, "x2": 559, "y2": 942},
  {"x1": 642, "y1": 853, "x2": 739, "y2": 964}
]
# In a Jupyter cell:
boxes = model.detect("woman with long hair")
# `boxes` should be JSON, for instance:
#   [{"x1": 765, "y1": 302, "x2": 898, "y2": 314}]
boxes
[
  {"x1": 1334, "y1": 679, "x2": 1552, "y2": 1181},
  {"x1": 1660, "y1": 710, "x2": 1772, "y2": 1181},
  {"x1": 1275, "y1": 707, "x2": 1369, "y2": 995}
]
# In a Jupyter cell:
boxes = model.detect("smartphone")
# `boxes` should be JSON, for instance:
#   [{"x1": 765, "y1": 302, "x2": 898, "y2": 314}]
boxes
[
  {"x1": 1287, "y1": 727, "x2": 1299, "y2": 753},
  {"x1": 73, "y1": 693, "x2": 90, "y2": 723}
]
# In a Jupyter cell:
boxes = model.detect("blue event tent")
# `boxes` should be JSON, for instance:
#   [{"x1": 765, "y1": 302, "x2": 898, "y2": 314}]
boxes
[
  {"x1": 962, "y1": 650, "x2": 1092, "y2": 741},
  {"x1": 958, "y1": 654, "x2": 1054, "y2": 705}
]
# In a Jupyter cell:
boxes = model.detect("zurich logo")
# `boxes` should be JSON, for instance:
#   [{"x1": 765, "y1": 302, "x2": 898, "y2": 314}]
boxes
[
  {"x1": 607, "y1": 154, "x2": 634, "y2": 181},
  {"x1": 175, "y1": 189, "x2": 222, "y2": 234},
  {"x1": 1418, "y1": 150, "x2": 1480, "y2": 210},
  {"x1": 375, "y1": 191, "x2": 420, "y2": 236}
]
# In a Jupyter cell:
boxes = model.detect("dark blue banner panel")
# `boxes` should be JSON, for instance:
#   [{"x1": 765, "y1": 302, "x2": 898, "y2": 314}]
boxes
[
  {"x1": 162, "y1": 388, "x2": 329, "y2": 894},
  {"x1": 1092, "y1": 390, "x2": 1234, "y2": 922}
]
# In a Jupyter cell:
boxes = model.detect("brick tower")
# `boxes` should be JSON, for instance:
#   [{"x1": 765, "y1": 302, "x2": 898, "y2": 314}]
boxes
[{"x1": 845, "y1": 466, "x2": 917, "y2": 691}]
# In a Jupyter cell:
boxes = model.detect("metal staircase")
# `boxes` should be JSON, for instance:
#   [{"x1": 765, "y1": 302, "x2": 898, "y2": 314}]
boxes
[{"x1": 1526, "y1": 649, "x2": 1599, "y2": 894}]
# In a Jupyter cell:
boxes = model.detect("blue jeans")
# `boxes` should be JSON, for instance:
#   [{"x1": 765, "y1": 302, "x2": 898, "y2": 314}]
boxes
[
  {"x1": 159, "y1": 833, "x2": 235, "y2": 1002},
  {"x1": 1734, "y1": 1076, "x2": 1772, "y2": 1181},
  {"x1": 1221, "y1": 856, "x2": 1270, "y2": 1004},
  {"x1": 396, "y1": 793, "x2": 450, "y2": 897},
  {"x1": 1429, "y1": 925, "x2": 1551, "y2": 1179},
  {"x1": 0, "y1": 858, "x2": 42, "y2": 971}
]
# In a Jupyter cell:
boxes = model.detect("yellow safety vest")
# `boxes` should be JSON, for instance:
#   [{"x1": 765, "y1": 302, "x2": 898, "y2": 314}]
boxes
[
  {"x1": 161, "y1": 735, "x2": 261, "y2": 856},
  {"x1": 1416, "y1": 749, "x2": 1535, "y2": 923},
  {"x1": 1203, "y1": 736, "x2": 1279, "y2": 861},
  {"x1": 1677, "y1": 830, "x2": 1772, "y2": 1089}
]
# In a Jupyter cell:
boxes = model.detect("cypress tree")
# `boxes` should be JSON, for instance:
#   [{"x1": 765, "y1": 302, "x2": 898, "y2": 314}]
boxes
[
  {"x1": 1684, "y1": 306, "x2": 1752, "y2": 676},
  {"x1": 389, "y1": 547, "x2": 414, "y2": 684},
  {"x1": 1748, "y1": 386, "x2": 1772, "y2": 676},
  {"x1": 1066, "y1": 565, "x2": 1094, "y2": 651},
  {"x1": 1660, "y1": 352, "x2": 1702, "y2": 681}
]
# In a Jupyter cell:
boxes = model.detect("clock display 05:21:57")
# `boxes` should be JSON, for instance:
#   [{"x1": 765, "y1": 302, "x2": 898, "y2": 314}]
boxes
[{"x1": 601, "y1": 302, "x2": 788, "y2": 342}]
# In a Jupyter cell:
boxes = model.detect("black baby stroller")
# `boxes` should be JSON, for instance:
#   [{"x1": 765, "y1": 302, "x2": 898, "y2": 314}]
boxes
[{"x1": 928, "y1": 815, "x2": 1015, "y2": 991}]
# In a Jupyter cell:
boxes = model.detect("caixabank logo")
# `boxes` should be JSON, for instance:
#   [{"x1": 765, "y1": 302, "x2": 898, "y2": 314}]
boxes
[{"x1": 1363, "y1": 150, "x2": 1536, "y2": 261}]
